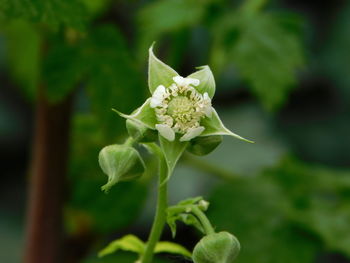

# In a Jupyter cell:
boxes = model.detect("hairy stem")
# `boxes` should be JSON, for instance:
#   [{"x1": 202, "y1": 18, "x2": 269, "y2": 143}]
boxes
[
  {"x1": 141, "y1": 156, "x2": 168, "y2": 263},
  {"x1": 192, "y1": 206, "x2": 215, "y2": 235}
]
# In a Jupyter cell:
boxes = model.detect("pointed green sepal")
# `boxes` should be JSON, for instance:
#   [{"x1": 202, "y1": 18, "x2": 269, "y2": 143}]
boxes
[
  {"x1": 126, "y1": 119, "x2": 158, "y2": 143},
  {"x1": 201, "y1": 108, "x2": 254, "y2": 143},
  {"x1": 148, "y1": 43, "x2": 178, "y2": 94},
  {"x1": 112, "y1": 98, "x2": 157, "y2": 130},
  {"x1": 187, "y1": 66, "x2": 216, "y2": 98},
  {"x1": 99, "y1": 145, "x2": 145, "y2": 192},
  {"x1": 187, "y1": 135, "x2": 223, "y2": 156},
  {"x1": 159, "y1": 135, "x2": 188, "y2": 184}
]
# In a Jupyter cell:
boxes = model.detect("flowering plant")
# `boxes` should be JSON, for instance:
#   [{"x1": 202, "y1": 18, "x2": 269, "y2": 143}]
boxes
[{"x1": 98, "y1": 44, "x2": 252, "y2": 263}]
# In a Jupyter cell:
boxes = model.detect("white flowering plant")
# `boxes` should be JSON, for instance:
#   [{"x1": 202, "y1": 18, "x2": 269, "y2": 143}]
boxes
[{"x1": 98, "y1": 44, "x2": 253, "y2": 263}]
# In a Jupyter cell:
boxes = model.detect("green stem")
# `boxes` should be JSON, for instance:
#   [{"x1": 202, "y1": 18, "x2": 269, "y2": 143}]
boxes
[
  {"x1": 192, "y1": 206, "x2": 215, "y2": 235},
  {"x1": 141, "y1": 156, "x2": 168, "y2": 263}
]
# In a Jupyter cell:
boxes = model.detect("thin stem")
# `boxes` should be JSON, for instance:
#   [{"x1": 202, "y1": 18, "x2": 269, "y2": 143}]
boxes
[
  {"x1": 141, "y1": 156, "x2": 168, "y2": 263},
  {"x1": 191, "y1": 206, "x2": 215, "y2": 235}
]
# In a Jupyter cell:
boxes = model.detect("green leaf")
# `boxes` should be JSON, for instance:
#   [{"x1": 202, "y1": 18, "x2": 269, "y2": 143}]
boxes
[
  {"x1": 212, "y1": 9, "x2": 304, "y2": 110},
  {"x1": 137, "y1": 0, "x2": 205, "y2": 59},
  {"x1": 98, "y1": 234, "x2": 145, "y2": 257},
  {"x1": 265, "y1": 158, "x2": 350, "y2": 257},
  {"x1": 84, "y1": 25, "x2": 144, "y2": 140},
  {"x1": 155, "y1": 241, "x2": 192, "y2": 258},
  {"x1": 159, "y1": 135, "x2": 188, "y2": 183},
  {"x1": 0, "y1": 0, "x2": 87, "y2": 30},
  {"x1": 43, "y1": 40, "x2": 84, "y2": 103},
  {"x1": 99, "y1": 145, "x2": 145, "y2": 192},
  {"x1": 187, "y1": 66, "x2": 216, "y2": 98},
  {"x1": 208, "y1": 176, "x2": 319, "y2": 263},
  {"x1": 201, "y1": 108, "x2": 253, "y2": 143},
  {"x1": 148, "y1": 44, "x2": 178, "y2": 94},
  {"x1": 113, "y1": 99, "x2": 157, "y2": 130},
  {"x1": 166, "y1": 197, "x2": 207, "y2": 237},
  {"x1": 2, "y1": 20, "x2": 40, "y2": 101}
]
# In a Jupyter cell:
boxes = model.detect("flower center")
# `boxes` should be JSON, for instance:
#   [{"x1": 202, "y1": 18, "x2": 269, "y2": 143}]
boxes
[
  {"x1": 167, "y1": 96, "x2": 194, "y2": 119},
  {"x1": 150, "y1": 78, "x2": 212, "y2": 135}
]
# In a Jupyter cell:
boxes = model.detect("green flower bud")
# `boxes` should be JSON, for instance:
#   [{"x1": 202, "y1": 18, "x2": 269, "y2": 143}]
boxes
[
  {"x1": 192, "y1": 232, "x2": 240, "y2": 263},
  {"x1": 126, "y1": 119, "x2": 157, "y2": 143},
  {"x1": 99, "y1": 144, "x2": 145, "y2": 192},
  {"x1": 187, "y1": 135, "x2": 223, "y2": 156}
]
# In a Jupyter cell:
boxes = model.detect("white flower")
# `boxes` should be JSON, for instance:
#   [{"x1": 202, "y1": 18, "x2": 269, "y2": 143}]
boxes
[
  {"x1": 149, "y1": 76, "x2": 213, "y2": 141},
  {"x1": 116, "y1": 45, "x2": 253, "y2": 145}
]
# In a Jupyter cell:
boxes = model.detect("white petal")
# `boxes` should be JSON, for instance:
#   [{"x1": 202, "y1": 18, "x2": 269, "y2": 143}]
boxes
[
  {"x1": 153, "y1": 85, "x2": 166, "y2": 97},
  {"x1": 180, "y1": 126, "x2": 205, "y2": 141},
  {"x1": 156, "y1": 124, "x2": 175, "y2": 141},
  {"x1": 185, "y1": 77, "x2": 200, "y2": 86},
  {"x1": 150, "y1": 97, "x2": 162, "y2": 108},
  {"x1": 150, "y1": 85, "x2": 166, "y2": 108},
  {"x1": 173, "y1": 76, "x2": 186, "y2": 86}
]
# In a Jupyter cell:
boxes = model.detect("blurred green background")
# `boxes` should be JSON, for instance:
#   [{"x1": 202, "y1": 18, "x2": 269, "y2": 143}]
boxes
[{"x1": 1, "y1": 0, "x2": 350, "y2": 262}]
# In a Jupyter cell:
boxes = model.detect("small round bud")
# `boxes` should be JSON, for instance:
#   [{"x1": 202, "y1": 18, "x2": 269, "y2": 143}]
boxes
[
  {"x1": 99, "y1": 144, "x2": 145, "y2": 192},
  {"x1": 192, "y1": 232, "x2": 240, "y2": 263},
  {"x1": 126, "y1": 119, "x2": 157, "y2": 143},
  {"x1": 187, "y1": 135, "x2": 222, "y2": 156}
]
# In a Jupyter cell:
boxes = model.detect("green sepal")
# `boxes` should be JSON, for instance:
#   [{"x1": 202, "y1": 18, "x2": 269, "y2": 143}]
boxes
[
  {"x1": 112, "y1": 98, "x2": 157, "y2": 130},
  {"x1": 126, "y1": 119, "x2": 158, "y2": 143},
  {"x1": 192, "y1": 231, "x2": 241, "y2": 263},
  {"x1": 187, "y1": 135, "x2": 223, "y2": 156},
  {"x1": 159, "y1": 134, "x2": 188, "y2": 184},
  {"x1": 98, "y1": 234, "x2": 145, "y2": 257},
  {"x1": 148, "y1": 43, "x2": 178, "y2": 94},
  {"x1": 201, "y1": 108, "x2": 254, "y2": 143},
  {"x1": 187, "y1": 65, "x2": 216, "y2": 98},
  {"x1": 99, "y1": 145, "x2": 145, "y2": 192}
]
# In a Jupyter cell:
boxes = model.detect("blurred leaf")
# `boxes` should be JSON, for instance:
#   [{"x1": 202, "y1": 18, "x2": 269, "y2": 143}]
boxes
[
  {"x1": 0, "y1": 0, "x2": 87, "y2": 30},
  {"x1": 155, "y1": 241, "x2": 191, "y2": 258},
  {"x1": 137, "y1": 0, "x2": 205, "y2": 59},
  {"x1": 208, "y1": 175, "x2": 319, "y2": 263},
  {"x1": 265, "y1": 158, "x2": 350, "y2": 257},
  {"x1": 98, "y1": 234, "x2": 145, "y2": 257},
  {"x1": 212, "y1": 9, "x2": 305, "y2": 110},
  {"x1": 1, "y1": 20, "x2": 40, "y2": 101},
  {"x1": 83, "y1": 25, "x2": 144, "y2": 139},
  {"x1": 43, "y1": 39, "x2": 85, "y2": 102},
  {"x1": 321, "y1": 2, "x2": 350, "y2": 98}
]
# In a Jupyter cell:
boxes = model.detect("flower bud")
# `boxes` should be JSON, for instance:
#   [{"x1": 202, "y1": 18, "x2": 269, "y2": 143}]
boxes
[
  {"x1": 99, "y1": 144, "x2": 145, "y2": 192},
  {"x1": 192, "y1": 232, "x2": 240, "y2": 263},
  {"x1": 126, "y1": 119, "x2": 157, "y2": 143},
  {"x1": 187, "y1": 135, "x2": 222, "y2": 156}
]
